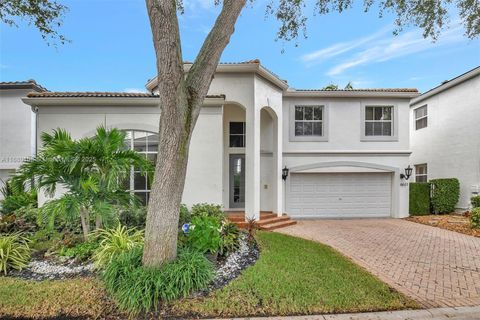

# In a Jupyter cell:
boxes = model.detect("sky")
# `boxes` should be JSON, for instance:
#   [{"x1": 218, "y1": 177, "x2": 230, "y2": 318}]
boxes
[{"x1": 0, "y1": 0, "x2": 479, "y2": 93}]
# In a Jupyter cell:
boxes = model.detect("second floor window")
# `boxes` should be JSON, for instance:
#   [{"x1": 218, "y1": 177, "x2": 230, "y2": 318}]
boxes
[
  {"x1": 295, "y1": 105, "x2": 323, "y2": 136},
  {"x1": 365, "y1": 106, "x2": 393, "y2": 136},
  {"x1": 415, "y1": 105, "x2": 428, "y2": 130},
  {"x1": 229, "y1": 122, "x2": 245, "y2": 147},
  {"x1": 415, "y1": 164, "x2": 428, "y2": 182}
]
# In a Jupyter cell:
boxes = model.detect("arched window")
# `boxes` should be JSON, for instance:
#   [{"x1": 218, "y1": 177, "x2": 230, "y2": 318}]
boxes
[{"x1": 122, "y1": 130, "x2": 158, "y2": 205}]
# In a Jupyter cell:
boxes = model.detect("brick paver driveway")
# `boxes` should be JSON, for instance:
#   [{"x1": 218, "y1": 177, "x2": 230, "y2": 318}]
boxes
[{"x1": 278, "y1": 219, "x2": 480, "y2": 308}]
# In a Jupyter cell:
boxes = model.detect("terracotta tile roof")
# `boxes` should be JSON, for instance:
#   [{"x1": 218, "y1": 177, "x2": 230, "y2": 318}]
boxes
[
  {"x1": 292, "y1": 88, "x2": 419, "y2": 93},
  {"x1": 26, "y1": 91, "x2": 226, "y2": 99},
  {"x1": 0, "y1": 79, "x2": 48, "y2": 92}
]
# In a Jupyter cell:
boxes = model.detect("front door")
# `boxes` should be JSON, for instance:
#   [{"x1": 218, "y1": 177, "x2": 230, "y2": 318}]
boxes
[{"x1": 229, "y1": 154, "x2": 245, "y2": 208}]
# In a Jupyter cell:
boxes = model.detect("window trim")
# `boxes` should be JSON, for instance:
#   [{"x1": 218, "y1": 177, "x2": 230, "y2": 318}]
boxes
[
  {"x1": 414, "y1": 105, "x2": 428, "y2": 130},
  {"x1": 360, "y1": 103, "x2": 398, "y2": 141},
  {"x1": 415, "y1": 163, "x2": 428, "y2": 183},
  {"x1": 289, "y1": 104, "x2": 329, "y2": 142}
]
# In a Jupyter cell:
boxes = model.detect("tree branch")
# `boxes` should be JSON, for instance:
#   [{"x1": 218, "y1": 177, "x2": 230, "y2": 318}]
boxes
[{"x1": 186, "y1": 0, "x2": 247, "y2": 123}]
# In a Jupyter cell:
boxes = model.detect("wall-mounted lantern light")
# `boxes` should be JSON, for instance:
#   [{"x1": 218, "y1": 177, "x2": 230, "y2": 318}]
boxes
[
  {"x1": 400, "y1": 165, "x2": 413, "y2": 180},
  {"x1": 282, "y1": 166, "x2": 289, "y2": 181}
]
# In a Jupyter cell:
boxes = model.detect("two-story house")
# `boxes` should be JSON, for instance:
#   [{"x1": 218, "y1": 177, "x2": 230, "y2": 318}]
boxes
[
  {"x1": 20, "y1": 60, "x2": 419, "y2": 222},
  {"x1": 410, "y1": 66, "x2": 480, "y2": 210},
  {"x1": 0, "y1": 80, "x2": 46, "y2": 199}
]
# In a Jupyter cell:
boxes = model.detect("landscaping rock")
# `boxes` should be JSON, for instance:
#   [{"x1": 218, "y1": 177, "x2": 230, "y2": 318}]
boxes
[
  {"x1": 9, "y1": 256, "x2": 94, "y2": 281},
  {"x1": 206, "y1": 234, "x2": 259, "y2": 293}
]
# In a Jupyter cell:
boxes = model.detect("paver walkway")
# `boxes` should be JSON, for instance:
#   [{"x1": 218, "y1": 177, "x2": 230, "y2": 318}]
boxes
[{"x1": 278, "y1": 219, "x2": 480, "y2": 308}]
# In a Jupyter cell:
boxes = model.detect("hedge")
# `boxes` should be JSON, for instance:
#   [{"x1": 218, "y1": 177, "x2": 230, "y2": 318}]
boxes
[
  {"x1": 409, "y1": 182, "x2": 431, "y2": 216},
  {"x1": 430, "y1": 178, "x2": 460, "y2": 214},
  {"x1": 471, "y1": 196, "x2": 480, "y2": 208}
]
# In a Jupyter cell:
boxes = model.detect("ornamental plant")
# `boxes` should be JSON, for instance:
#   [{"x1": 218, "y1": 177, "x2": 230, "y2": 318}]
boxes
[
  {"x1": 409, "y1": 182, "x2": 431, "y2": 216},
  {"x1": 93, "y1": 225, "x2": 144, "y2": 269},
  {"x1": 102, "y1": 246, "x2": 214, "y2": 314},
  {"x1": 0, "y1": 232, "x2": 31, "y2": 275},
  {"x1": 185, "y1": 215, "x2": 222, "y2": 254},
  {"x1": 470, "y1": 208, "x2": 480, "y2": 229},
  {"x1": 471, "y1": 196, "x2": 480, "y2": 209}
]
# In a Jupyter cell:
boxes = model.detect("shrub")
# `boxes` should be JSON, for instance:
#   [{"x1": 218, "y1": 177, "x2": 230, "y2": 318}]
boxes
[
  {"x1": 102, "y1": 246, "x2": 214, "y2": 314},
  {"x1": 219, "y1": 222, "x2": 240, "y2": 256},
  {"x1": 118, "y1": 205, "x2": 147, "y2": 229},
  {"x1": 185, "y1": 215, "x2": 222, "y2": 254},
  {"x1": 0, "y1": 232, "x2": 31, "y2": 275},
  {"x1": 471, "y1": 208, "x2": 480, "y2": 229},
  {"x1": 0, "y1": 180, "x2": 37, "y2": 215},
  {"x1": 93, "y1": 225, "x2": 144, "y2": 269},
  {"x1": 409, "y1": 182, "x2": 431, "y2": 216},
  {"x1": 430, "y1": 178, "x2": 460, "y2": 214},
  {"x1": 29, "y1": 229, "x2": 64, "y2": 252},
  {"x1": 471, "y1": 196, "x2": 480, "y2": 209},
  {"x1": 190, "y1": 203, "x2": 224, "y2": 221},
  {"x1": 58, "y1": 239, "x2": 100, "y2": 261},
  {"x1": 179, "y1": 204, "x2": 191, "y2": 227}
]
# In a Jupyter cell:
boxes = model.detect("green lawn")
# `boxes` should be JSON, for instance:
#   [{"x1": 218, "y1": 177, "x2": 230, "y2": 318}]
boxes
[
  {"x1": 0, "y1": 232, "x2": 417, "y2": 319},
  {"x1": 167, "y1": 232, "x2": 417, "y2": 318},
  {"x1": 0, "y1": 277, "x2": 117, "y2": 319}
]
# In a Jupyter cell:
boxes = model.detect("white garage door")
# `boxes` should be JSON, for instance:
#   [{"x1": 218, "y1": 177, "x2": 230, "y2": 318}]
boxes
[{"x1": 287, "y1": 172, "x2": 392, "y2": 218}]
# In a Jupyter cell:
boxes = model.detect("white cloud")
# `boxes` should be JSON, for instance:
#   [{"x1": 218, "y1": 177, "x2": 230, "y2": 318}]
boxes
[
  {"x1": 326, "y1": 24, "x2": 464, "y2": 76},
  {"x1": 301, "y1": 27, "x2": 390, "y2": 63},
  {"x1": 123, "y1": 88, "x2": 146, "y2": 93}
]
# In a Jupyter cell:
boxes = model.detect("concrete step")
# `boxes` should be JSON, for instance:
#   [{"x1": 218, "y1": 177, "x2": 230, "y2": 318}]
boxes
[{"x1": 259, "y1": 220, "x2": 297, "y2": 231}]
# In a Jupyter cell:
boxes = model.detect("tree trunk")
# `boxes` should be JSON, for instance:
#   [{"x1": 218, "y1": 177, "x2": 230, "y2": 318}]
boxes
[
  {"x1": 79, "y1": 207, "x2": 90, "y2": 241},
  {"x1": 143, "y1": 0, "x2": 246, "y2": 267},
  {"x1": 95, "y1": 214, "x2": 102, "y2": 230}
]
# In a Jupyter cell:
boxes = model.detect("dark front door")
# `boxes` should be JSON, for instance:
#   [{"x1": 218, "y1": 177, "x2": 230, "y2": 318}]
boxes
[{"x1": 229, "y1": 154, "x2": 245, "y2": 208}]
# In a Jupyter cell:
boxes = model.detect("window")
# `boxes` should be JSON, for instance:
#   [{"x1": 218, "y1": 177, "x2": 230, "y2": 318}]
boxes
[
  {"x1": 415, "y1": 105, "x2": 428, "y2": 130},
  {"x1": 229, "y1": 122, "x2": 245, "y2": 148},
  {"x1": 364, "y1": 106, "x2": 393, "y2": 136},
  {"x1": 123, "y1": 130, "x2": 158, "y2": 205},
  {"x1": 415, "y1": 164, "x2": 428, "y2": 182},
  {"x1": 294, "y1": 105, "x2": 323, "y2": 136}
]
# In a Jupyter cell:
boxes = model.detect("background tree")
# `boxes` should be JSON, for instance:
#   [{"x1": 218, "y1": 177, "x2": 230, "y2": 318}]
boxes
[{"x1": 2, "y1": 0, "x2": 479, "y2": 266}]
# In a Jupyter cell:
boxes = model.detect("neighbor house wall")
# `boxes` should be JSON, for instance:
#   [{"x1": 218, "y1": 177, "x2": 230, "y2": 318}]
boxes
[
  {"x1": 410, "y1": 75, "x2": 480, "y2": 209},
  {"x1": 0, "y1": 88, "x2": 36, "y2": 199}
]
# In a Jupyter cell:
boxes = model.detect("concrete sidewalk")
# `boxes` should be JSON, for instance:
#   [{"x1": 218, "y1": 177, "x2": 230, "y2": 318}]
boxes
[{"x1": 222, "y1": 306, "x2": 480, "y2": 320}]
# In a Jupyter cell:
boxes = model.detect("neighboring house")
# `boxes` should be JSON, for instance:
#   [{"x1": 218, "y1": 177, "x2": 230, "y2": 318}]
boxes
[
  {"x1": 0, "y1": 80, "x2": 46, "y2": 199},
  {"x1": 410, "y1": 66, "x2": 480, "y2": 210},
  {"x1": 20, "y1": 60, "x2": 419, "y2": 220}
]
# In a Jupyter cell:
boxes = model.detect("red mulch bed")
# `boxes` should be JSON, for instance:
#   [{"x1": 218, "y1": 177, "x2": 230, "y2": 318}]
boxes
[{"x1": 406, "y1": 212, "x2": 480, "y2": 237}]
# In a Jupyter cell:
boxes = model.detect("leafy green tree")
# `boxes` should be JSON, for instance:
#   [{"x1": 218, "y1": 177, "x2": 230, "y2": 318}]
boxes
[
  {"x1": 2, "y1": 0, "x2": 479, "y2": 266},
  {"x1": 12, "y1": 127, "x2": 152, "y2": 240}
]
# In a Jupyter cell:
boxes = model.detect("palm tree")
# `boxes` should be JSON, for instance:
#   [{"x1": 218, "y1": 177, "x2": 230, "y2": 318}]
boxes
[{"x1": 13, "y1": 127, "x2": 153, "y2": 240}]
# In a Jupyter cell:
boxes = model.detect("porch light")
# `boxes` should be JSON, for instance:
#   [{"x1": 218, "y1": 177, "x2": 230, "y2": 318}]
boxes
[
  {"x1": 282, "y1": 166, "x2": 289, "y2": 181},
  {"x1": 400, "y1": 165, "x2": 413, "y2": 180}
]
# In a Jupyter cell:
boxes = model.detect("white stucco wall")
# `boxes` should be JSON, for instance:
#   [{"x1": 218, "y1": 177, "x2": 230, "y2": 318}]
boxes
[
  {"x1": 410, "y1": 75, "x2": 480, "y2": 209},
  {"x1": 35, "y1": 105, "x2": 223, "y2": 207},
  {"x1": 0, "y1": 88, "x2": 36, "y2": 199},
  {"x1": 282, "y1": 97, "x2": 410, "y2": 152}
]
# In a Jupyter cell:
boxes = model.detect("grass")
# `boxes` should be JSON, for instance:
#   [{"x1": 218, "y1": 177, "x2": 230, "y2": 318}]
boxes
[
  {"x1": 166, "y1": 232, "x2": 417, "y2": 318},
  {"x1": 0, "y1": 232, "x2": 417, "y2": 319},
  {"x1": 0, "y1": 277, "x2": 118, "y2": 319}
]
